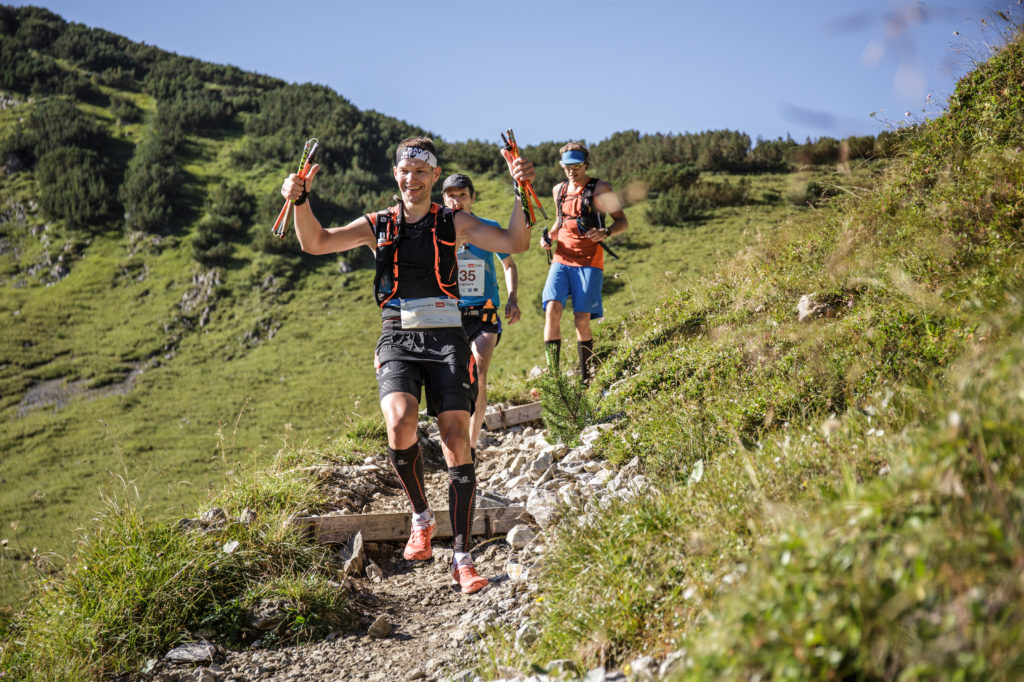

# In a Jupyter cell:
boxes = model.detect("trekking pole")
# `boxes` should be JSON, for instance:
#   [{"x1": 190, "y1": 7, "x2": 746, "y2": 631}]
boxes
[
  {"x1": 577, "y1": 223, "x2": 619, "y2": 260},
  {"x1": 500, "y1": 131, "x2": 533, "y2": 227},
  {"x1": 272, "y1": 137, "x2": 320, "y2": 239},
  {"x1": 506, "y1": 129, "x2": 547, "y2": 221},
  {"x1": 500, "y1": 129, "x2": 547, "y2": 226},
  {"x1": 601, "y1": 240, "x2": 620, "y2": 260}
]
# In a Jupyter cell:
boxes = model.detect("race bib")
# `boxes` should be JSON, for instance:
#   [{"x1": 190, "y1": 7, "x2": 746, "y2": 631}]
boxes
[
  {"x1": 399, "y1": 297, "x2": 462, "y2": 329},
  {"x1": 457, "y1": 252, "x2": 485, "y2": 297}
]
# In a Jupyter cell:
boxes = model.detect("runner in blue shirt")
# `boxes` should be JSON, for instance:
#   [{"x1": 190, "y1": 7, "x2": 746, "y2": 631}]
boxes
[{"x1": 441, "y1": 174, "x2": 521, "y2": 458}]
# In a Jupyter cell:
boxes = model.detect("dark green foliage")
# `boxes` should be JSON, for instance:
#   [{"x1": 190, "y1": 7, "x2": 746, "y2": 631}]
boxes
[
  {"x1": 119, "y1": 130, "x2": 183, "y2": 233},
  {"x1": 0, "y1": 96, "x2": 105, "y2": 165},
  {"x1": 0, "y1": 35, "x2": 83, "y2": 95},
  {"x1": 645, "y1": 175, "x2": 748, "y2": 225},
  {"x1": 51, "y1": 23, "x2": 138, "y2": 74},
  {"x1": 192, "y1": 182, "x2": 255, "y2": 265},
  {"x1": 35, "y1": 147, "x2": 110, "y2": 229},
  {"x1": 436, "y1": 138, "x2": 505, "y2": 176},
  {"x1": 645, "y1": 186, "x2": 711, "y2": 225},
  {"x1": 6, "y1": 5, "x2": 64, "y2": 49},
  {"x1": 109, "y1": 93, "x2": 139, "y2": 123},
  {"x1": 749, "y1": 135, "x2": 798, "y2": 171},
  {"x1": 792, "y1": 135, "x2": 841, "y2": 166},
  {"x1": 539, "y1": 371, "x2": 598, "y2": 446},
  {"x1": 645, "y1": 163, "x2": 700, "y2": 193}
]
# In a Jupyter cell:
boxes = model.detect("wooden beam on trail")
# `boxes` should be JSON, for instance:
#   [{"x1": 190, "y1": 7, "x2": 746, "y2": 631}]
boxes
[
  {"x1": 292, "y1": 505, "x2": 528, "y2": 544},
  {"x1": 484, "y1": 401, "x2": 542, "y2": 430}
]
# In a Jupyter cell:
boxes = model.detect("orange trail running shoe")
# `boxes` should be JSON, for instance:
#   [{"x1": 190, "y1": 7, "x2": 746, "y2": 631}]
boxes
[
  {"x1": 403, "y1": 520, "x2": 436, "y2": 561},
  {"x1": 452, "y1": 564, "x2": 489, "y2": 594}
]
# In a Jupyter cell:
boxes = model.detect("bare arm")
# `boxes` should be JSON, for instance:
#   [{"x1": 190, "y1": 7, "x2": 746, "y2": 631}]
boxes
[
  {"x1": 280, "y1": 164, "x2": 375, "y2": 254},
  {"x1": 499, "y1": 255, "x2": 520, "y2": 324},
  {"x1": 455, "y1": 154, "x2": 536, "y2": 254}
]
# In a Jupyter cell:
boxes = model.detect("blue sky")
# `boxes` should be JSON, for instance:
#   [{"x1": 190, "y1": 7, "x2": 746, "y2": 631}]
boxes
[{"x1": 9, "y1": 0, "x2": 1011, "y2": 146}]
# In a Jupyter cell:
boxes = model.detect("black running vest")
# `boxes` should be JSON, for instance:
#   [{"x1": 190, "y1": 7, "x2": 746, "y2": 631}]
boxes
[{"x1": 370, "y1": 203, "x2": 460, "y2": 308}]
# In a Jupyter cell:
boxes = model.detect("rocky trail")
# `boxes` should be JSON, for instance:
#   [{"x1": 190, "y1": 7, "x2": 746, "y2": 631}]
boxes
[{"x1": 144, "y1": 417, "x2": 679, "y2": 682}]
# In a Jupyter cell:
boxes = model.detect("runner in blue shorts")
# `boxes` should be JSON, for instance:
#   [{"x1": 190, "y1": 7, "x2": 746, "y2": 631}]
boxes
[
  {"x1": 441, "y1": 173, "x2": 520, "y2": 459},
  {"x1": 540, "y1": 142, "x2": 628, "y2": 382}
]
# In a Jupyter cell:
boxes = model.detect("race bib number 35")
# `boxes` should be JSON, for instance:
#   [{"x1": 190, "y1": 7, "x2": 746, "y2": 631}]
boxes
[{"x1": 457, "y1": 253, "x2": 485, "y2": 297}]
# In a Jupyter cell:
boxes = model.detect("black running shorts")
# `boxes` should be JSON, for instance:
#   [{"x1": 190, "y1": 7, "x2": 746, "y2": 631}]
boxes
[
  {"x1": 461, "y1": 314, "x2": 502, "y2": 345},
  {"x1": 375, "y1": 322, "x2": 477, "y2": 416}
]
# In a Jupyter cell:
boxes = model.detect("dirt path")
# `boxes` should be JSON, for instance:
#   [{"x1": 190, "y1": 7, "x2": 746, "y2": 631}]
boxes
[
  {"x1": 146, "y1": 419, "x2": 655, "y2": 681},
  {"x1": 148, "y1": 424, "x2": 552, "y2": 682}
]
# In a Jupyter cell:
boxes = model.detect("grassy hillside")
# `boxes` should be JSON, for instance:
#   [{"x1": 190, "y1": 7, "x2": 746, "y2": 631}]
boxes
[
  {"x1": 0, "y1": 5, "x2": 857, "y2": 607},
  {"x1": 2, "y1": 7, "x2": 1021, "y2": 681},
  {"x1": 481, "y1": 20, "x2": 1024, "y2": 680}
]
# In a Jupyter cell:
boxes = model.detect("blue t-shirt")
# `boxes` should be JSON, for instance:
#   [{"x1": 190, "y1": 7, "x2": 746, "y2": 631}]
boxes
[{"x1": 457, "y1": 216, "x2": 509, "y2": 309}]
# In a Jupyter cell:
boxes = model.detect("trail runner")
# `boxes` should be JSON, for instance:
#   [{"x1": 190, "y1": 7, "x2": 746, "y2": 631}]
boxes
[{"x1": 280, "y1": 137, "x2": 534, "y2": 593}]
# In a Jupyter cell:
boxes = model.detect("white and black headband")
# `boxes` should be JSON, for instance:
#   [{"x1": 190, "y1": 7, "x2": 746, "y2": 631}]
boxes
[{"x1": 396, "y1": 146, "x2": 438, "y2": 168}]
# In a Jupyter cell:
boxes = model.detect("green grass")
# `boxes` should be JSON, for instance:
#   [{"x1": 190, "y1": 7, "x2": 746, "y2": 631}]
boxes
[
  {"x1": 0, "y1": 428, "x2": 357, "y2": 680},
  {"x1": 478, "y1": 25, "x2": 1024, "y2": 680},
  {"x1": 2, "y1": 17, "x2": 1022, "y2": 682},
  {"x1": 0, "y1": 114, "x2": 829, "y2": 606}
]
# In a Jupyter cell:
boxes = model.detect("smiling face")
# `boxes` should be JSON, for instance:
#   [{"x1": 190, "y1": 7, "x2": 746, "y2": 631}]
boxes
[
  {"x1": 393, "y1": 157, "x2": 441, "y2": 206},
  {"x1": 442, "y1": 186, "x2": 474, "y2": 213}
]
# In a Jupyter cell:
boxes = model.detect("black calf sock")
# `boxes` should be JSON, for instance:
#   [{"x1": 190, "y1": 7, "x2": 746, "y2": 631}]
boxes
[
  {"x1": 447, "y1": 463, "x2": 476, "y2": 554},
  {"x1": 389, "y1": 444, "x2": 427, "y2": 514}
]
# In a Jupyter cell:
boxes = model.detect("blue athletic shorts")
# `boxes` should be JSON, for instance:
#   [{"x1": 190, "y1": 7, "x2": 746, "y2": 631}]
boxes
[{"x1": 541, "y1": 262, "x2": 603, "y2": 319}]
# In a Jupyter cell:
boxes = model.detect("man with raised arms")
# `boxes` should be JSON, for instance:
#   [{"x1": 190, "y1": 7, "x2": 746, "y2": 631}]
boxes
[{"x1": 280, "y1": 137, "x2": 534, "y2": 593}]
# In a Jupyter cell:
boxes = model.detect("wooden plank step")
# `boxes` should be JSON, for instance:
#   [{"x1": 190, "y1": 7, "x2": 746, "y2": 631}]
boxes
[
  {"x1": 292, "y1": 505, "x2": 528, "y2": 544},
  {"x1": 484, "y1": 401, "x2": 542, "y2": 430}
]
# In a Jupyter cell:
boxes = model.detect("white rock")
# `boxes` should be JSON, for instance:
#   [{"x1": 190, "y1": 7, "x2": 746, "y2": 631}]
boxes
[
  {"x1": 627, "y1": 654, "x2": 657, "y2": 681},
  {"x1": 579, "y1": 423, "x2": 613, "y2": 445},
  {"x1": 504, "y1": 474, "x2": 530, "y2": 492},
  {"x1": 506, "y1": 524, "x2": 537, "y2": 549},
  {"x1": 506, "y1": 560, "x2": 527, "y2": 581},
  {"x1": 535, "y1": 464, "x2": 555, "y2": 486},
  {"x1": 528, "y1": 451, "x2": 554, "y2": 477},
  {"x1": 507, "y1": 485, "x2": 532, "y2": 503},
  {"x1": 526, "y1": 488, "x2": 561, "y2": 528}
]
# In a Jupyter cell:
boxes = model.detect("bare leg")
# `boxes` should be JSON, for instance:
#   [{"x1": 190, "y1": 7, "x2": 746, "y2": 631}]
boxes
[
  {"x1": 380, "y1": 391, "x2": 420, "y2": 449},
  {"x1": 436, "y1": 409, "x2": 472, "y2": 467},
  {"x1": 468, "y1": 332, "x2": 498, "y2": 451},
  {"x1": 544, "y1": 300, "x2": 563, "y2": 341},
  {"x1": 573, "y1": 311, "x2": 592, "y2": 342}
]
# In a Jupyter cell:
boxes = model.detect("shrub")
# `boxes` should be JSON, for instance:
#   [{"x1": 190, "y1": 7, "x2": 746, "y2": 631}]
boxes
[
  {"x1": 645, "y1": 186, "x2": 712, "y2": 226},
  {"x1": 119, "y1": 132, "x2": 182, "y2": 233},
  {"x1": 109, "y1": 93, "x2": 139, "y2": 123},
  {"x1": 35, "y1": 147, "x2": 110, "y2": 229}
]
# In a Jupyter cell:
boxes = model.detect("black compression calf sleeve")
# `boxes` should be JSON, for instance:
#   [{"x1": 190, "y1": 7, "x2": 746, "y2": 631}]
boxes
[
  {"x1": 389, "y1": 444, "x2": 428, "y2": 514},
  {"x1": 447, "y1": 463, "x2": 476, "y2": 554}
]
